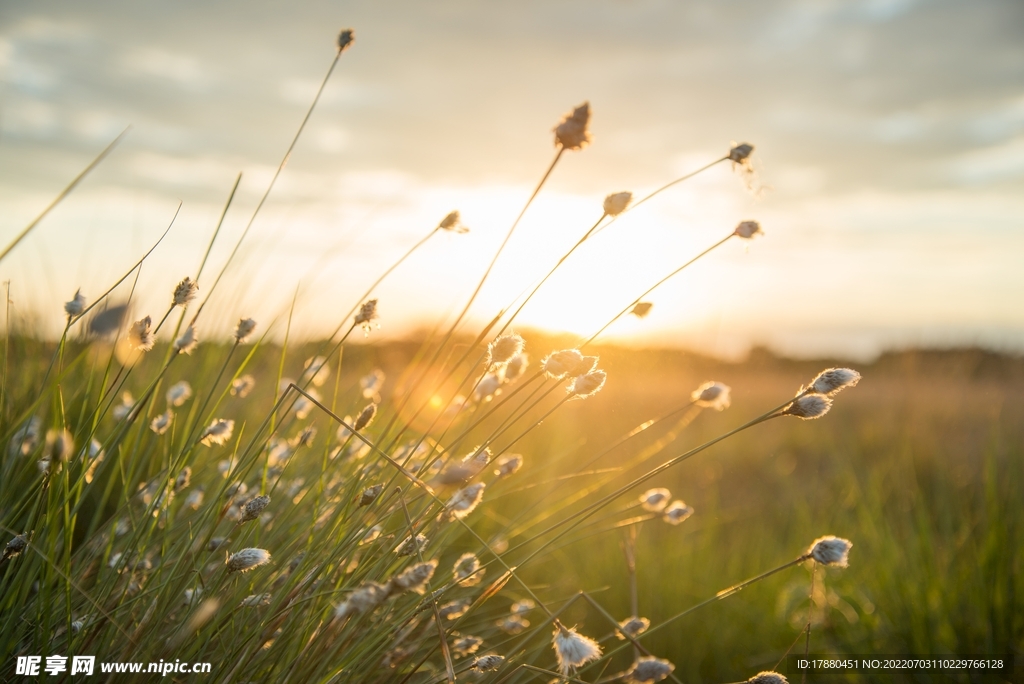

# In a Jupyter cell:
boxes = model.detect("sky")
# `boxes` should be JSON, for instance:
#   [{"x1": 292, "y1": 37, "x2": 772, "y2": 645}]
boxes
[{"x1": 1, "y1": 0, "x2": 1022, "y2": 360}]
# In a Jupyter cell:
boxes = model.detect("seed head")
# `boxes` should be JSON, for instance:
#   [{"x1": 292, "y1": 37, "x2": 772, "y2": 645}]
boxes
[
  {"x1": 783, "y1": 394, "x2": 832, "y2": 420},
  {"x1": 395, "y1": 533, "x2": 428, "y2": 556},
  {"x1": 452, "y1": 635, "x2": 483, "y2": 656},
  {"x1": 453, "y1": 553, "x2": 484, "y2": 586},
  {"x1": 150, "y1": 410, "x2": 173, "y2": 435},
  {"x1": 167, "y1": 381, "x2": 193, "y2": 407},
  {"x1": 808, "y1": 535, "x2": 852, "y2": 567},
  {"x1": 239, "y1": 593, "x2": 271, "y2": 607},
  {"x1": 504, "y1": 353, "x2": 529, "y2": 382},
  {"x1": 570, "y1": 370, "x2": 606, "y2": 398},
  {"x1": 230, "y1": 375, "x2": 256, "y2": 398},
  {"x1": 439, "y1": 599, "x2": 471, "y2": 620},
  {"x1": 603, "y1": 191, "x2": 633, "y2": 217},
  {"x1": 662, "y1": 500, "x2": 693, "y2": 525},
  {"x1": 497, "y1": 615, "x2": 530, "y2": 633},
  {"x1": 393, "y1": 559, "x2": 438, "y2": 594},
  {"x1": 639, "y1": 488, "x2": 671, "y2": 512},
  {"x1": 471, "y1": 654, "x2": 504, "y2": 672},
  {"x1": 360, "y1": 369, "x2": 385, "y2": 398},
  {"x1": 301, "y1": 356, "x2": 331, "y2": 387},
  {"x1": 747, "y1": 672, "x2": 789, "y2": 684},
  {"x1": 734, "y1": 220, "x2": 763, "y2": 239},
  {"x1": 3, "y1": 533, "x2": 28, "y2": 561},
  {"x1": 354, "y1": 403, "x2": 377, "y2": 431},
  {"x1": 807, "y1": 368, "x2": 861, "y2": 396},
  {"x1": 172, "y1": 277, "x2": 199, "y2": 307},
  {"x1": 175, "y1": 467, "x2": 191, "y2": 491},
  {"x1": 630, "y1": 302, "x2": 653, "y2": 319},
  {"x1": 729, "y1": 142, "x2": 754, "y2": 163},
  {"x1": 495, "y1": 454, "x2": 523, "y2": 477},
  {"x1": 9, "y1": 416, "x2": 42, "y2": 457},
  {"x1": 354, "y1": 299, "x2": 379, "y2": 333},
  {"x1": 489, "y1": 332, "x2": 525, "y2": 366},
  {"x1": 337, "y1": 28, "x2": 354, "y2": 52},
  {"x1": 543, "y1": 349, "x2": 583, "y2": 378},
  {"x1": 446, "y1": 482, "x2": 486, "y2": 520},
  {"x1": 359, "y1": 484, "x2": 383, "y2": 507},
  {"x1": 129, "y1": 316, "x2": 155, "y2": 351},
  {"x1": 617, "y1": 616, "x2": 650, "y2": 639},
  {"x1": 474, "y1": 371, "x2": 504, "y2": 402},
  {"x1": 44, "y1": 429, "x2": 74, "y2": 465},
  {"x1": 628, "y1": 656, "x2": 676, "y2": 683},
  {"x1": 554, "y1": 102, "x2": 592, "y2": 150},
  {"x1": 438, "y1": 210, "x2": 469, "y2": 233},
  {"x1": 64, "y1": 289, "x2": 86, "y2": 317},
  {"x1": 234, "y1": 317, "x2": 257, "y2": 342},
  {"x1": 336, "y1": 581, "x2": 389, "y2": 619},
  {"x1": 112, "y1": 392, "x2": 135, "y2": 421},
  {"x1": 225, "y1": 547, "x2": 271, "y2": 573},
  {"x1": 511, "y1": 599, "x2": 534, "y2": 615},
  {"x1": 240, "y1": 495, "x2": 271, "y2": 523},
  {"x1": 200, "y1": 419, "x2": 235, "y2": 446},
  {"x1": 174, "y1": 325, "x2": 198, "y2": 354},
  {"x1": 552, "y1": 624, "x2": 602, "y2": 675},
  {"x1": 691, "y1": 381, "x2": 731, "y2": 410}
]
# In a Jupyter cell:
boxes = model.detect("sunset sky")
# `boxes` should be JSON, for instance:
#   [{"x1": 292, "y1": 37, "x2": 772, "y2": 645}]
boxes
[{"x1": 1, "y1": 0, "x2": 1022, "y2": 359}]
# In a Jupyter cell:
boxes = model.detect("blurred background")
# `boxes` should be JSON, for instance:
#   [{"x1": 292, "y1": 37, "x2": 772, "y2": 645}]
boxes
[{"x1": 1, "y1": 0, "x2": 1022, "y2": 358}]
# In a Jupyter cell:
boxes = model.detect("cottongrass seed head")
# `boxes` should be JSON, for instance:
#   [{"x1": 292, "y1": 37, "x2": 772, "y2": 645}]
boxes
[
  {"x1": 504, "y1": 352, "x2": 529, "y2": 381},
  {"x1": 452, "y1": 635, "x2": 482, "y2": 656},
  {"x1": 630, "y1": 301, "x2": 653, "y2": 318},
  {"x1": 167, "y1": 381, "x2": 192, "y2": 407},
  {"x1": 335, "y1": 581, "x2": 389, "y2": 619},
  {"x1": 808, "y1": 368, "x2": 861, "y2": 395},
  {"x1": 150, "y1": 411, "x2": 173, "y2": 435},
  {"x1": 663, "y1": 500, "x2": 694, "y2": 525},
  {"x1": 747, "y1": 672, "x2": 789, "y2": 684},
  {"x1": 453, "y1": 552, "x2": 484, "y2": 586},
  {"x1": 239, "y1": 495, "x2": 271, "y2": 524},
  {"x1": 359, "y1": 483, "x2": 383, "y2": 507},
  {"x1": 226, "y1": 548, "x2": 271, "y2": 573},
  {"x1": 438, "y1": 210, "x2": 468, "y2": 233},
  {"x1": 395, "y1": 533, "x2": 428, "y2": 556},
  {"x1": 555, "y1": 101, "x2": 592, "y2": 150},
  {"x1": 337, "y1": 28, "x2": 354, "y2": 52},
  {"x1": 734, "y1": 220, "x2": 763, "y2": 239},
  {"x1": 354, "y1": 299, "x2": 379, "y2": 333},
  {"x1": 628, "y1": 656, "x2": 676, "y2": 683},
  {"x1": 3, "y1": 533, "x2": 28, "y2": 561},
  {"x1": 234, "y1": 317, "x2": 257, "y2": 342},
  {"x1": 783, "y1": 393, "x2": 832, "y2": 420},
  {"x1": 495, "y1": 453, "x2": 523, "y2": 477},
  {"x1": 603, "y1": 191, "x2": 633, "y2": 216},
  {"x1": 200, "y1": 419, "x2": 235, "y2": 446},
  {"x1": 691, "y1": 381, "x2": 731, "y2": 410},
  {"x1": 439, "y1": 599, "x2": 471, "y2": 620},
  {"x1": 174, "y1": 325, "x2": 198, "y2": 354},
  {"x1": 552, "y1": 623, "x2": 602, "y2": 675},
  {"x1": 808, "y1": 535, "x2": 852, "y2": 567},
  {"x1": 353, "y1": 403, "x2": 377, "y2": 431},
  {"x1": 446, "y1": 482, "x2": 486, "y2": 520},
  {"x1": 230, "y1": 375, "x2": 256, "y2": 398},
  {"x1": 639, "y1": 488, "x2": 671, "y2": 512},
  {"x1": 617, "y1": 616, "x2": 650, "y2": 639},
  {"x1": 729, "y1": 142, "x2": 755, "y2": 164},
  {"x1": 64, "y1": 289, "x2": 86, "y2": 317},
  {"x1": 543, "y1": 349, "x2": 584, "y2": 378},
  {"x1": 489, "y1": 332, "x2": 525, "y2": 366},
  {"x1": 471, "y1": 654, "x2": 505, "y2": 672},
  {"x1": 393, "y1": 559, "x2": 438, "y2": 594},
  {"x1": 571, "y1": 369, "x2": 606, "y2": 398},
  {"x1": 172, "y1": 276, "x2": 199, "y2": 307},
  {"x1": 129, "y1": 316, "x2": 155, "y2": 351}
]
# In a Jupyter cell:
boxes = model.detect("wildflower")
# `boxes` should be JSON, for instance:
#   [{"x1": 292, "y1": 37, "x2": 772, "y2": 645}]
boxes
[
  {"x1": 734, "y1": 220, "x2": 763, "y2": 239},
  {"x1": 747, "y1": 672, "x2": 789, "y2": 684},
  {"x1": 446, "y1": 482, "x2": 486, "y2": 520},
  {"x1": 438, "y1": 210, "x2": 469, "y2": 233},
  {"x1": 452, "y1": 635, "x2": 483, "y2": 656},
  {"x1": 64, "y1": 289, "x2": 86, "y2": 317},
  {"x1": 552, "y1": 623, "x2": 602, "y2": 675},
  {"x1": 128, "y1": 316, "x2": 155, "y2": 351},
  {"x1": 511, "y1": 599, "x2": 534, "y2": 615},
  {"x1": 495, "y1": 454, "x2": 523, "y2": 477},
  {"x1": 3, "y1": 533, "x2": 28, "y2": 561},
  {"x1": 630, "y1": 302, "x2": 653, "y2": 319},
  {"x1": 729, "y1": 142, "x2": 754, "y2": 164},
  {"x1": 453, "y1": 553, "x2": 484, "y2": 586},
  {"x1": 175, "y1": 467, "x2": 191, "y2": 491},
  {"x1": 174, "y1": 325, "x2": 198, "y2": 354},
  {"x1": 570, "y1": 370, "x2": 606, "y2": 398},
  {"x1": 337, "y1": 28, "x2": 354, "y2": 52},
  {"x1": 225, "y1": 547, "x2": 271, "y2": 573},
  {"x1": 360, "y1": 369, "x2": 385, "y2": 398},
  {"x1": 438, "y1": 599, "x2": 471, "y2": 620},
  {"x1": 471, "y1": 654, "x2": 504, "y2": 672},
  {"x1": 807, "y1": 368, "x2": 861, "y2": 396},
  {"x1": 554, "y1": 102, "x2": 592, "y2": 150},
  {"x1": 354, "y1": 403, "x2": 377, "y2": 431},
  {"x1": 166, "y1": 378, "x2": 192, "y2": 405},
  {"x1": 691, "y1": 381, "x2": 731, "y2": 410},
  {"x1": 627, "y1": 656, "x2": 676, "y2": 683},
  {"x1": 9, "y1": 416, "x2": 41, "y2": 456},
  {"x1": 239, "y1": 495, "x2": 270, "y2": 524},
  {"x1": 172, "y1": 277, "x2": 198, "y2": 306},
  {"x1": 302, "y1": 356, "x2": 331, "y2": 387},
  {"x1": 200, "y1": 419, "x2": 235, "y2": 446},
  {"x1": 782, "y1": 394, "x2": 832, "y2": 420},
  {"x1": 395, "y1": 534, "x2": 428, "y2": 556},
  {"x1": 393, "y1": 559, "x2": 438, "y2": 594},
  {"x1": 234, "y1": 317, "x2": 257, "y2": 342},
  {"x1": 603, "y1": 191, "x2": 633, "y2": 217},
  {"x1": 496, "y1": 615, "x2": 530, "y2": 633},
  {"x1": 359, "y1": 484, "x2": 383, "y2": 506},
  {"x1": 617, "y1": 616, "x2": 650, "y2": 639},
  {"x1": 808, "y1": 536, "x2": 852, "y2": 567},
  {"x1": 489, "y1": 332, "x2": 525, "y2": 366},
  {"x1": 335, "y1": 581, "x2": 389, "y2": 619},
  {"x1": 230, "y1": 375, "x2": 256, "y2": 398},
  {"x1": 662, "y1": 500, "x2": 693, "y2": 525},
  {"x1": 240, "y1": 593, "x2": 271, "y2": 607},
  {"x1": 112, "y1": 392, "x2": 135, "y2": 420},
  {"x1": 505, "y1": 353, "x2": 529, "y2": 382},
  {"x1": 639, "y1": 488, "x2": 671, "y2": 512},
  {"x1": 354, "y1": 299, "x2": 379, "y2": 333},
  {"x1": 150, "y1": 410, "x2": 173, "y2": 435}
]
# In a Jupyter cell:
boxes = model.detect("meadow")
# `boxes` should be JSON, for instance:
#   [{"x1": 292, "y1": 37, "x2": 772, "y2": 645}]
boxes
[{"x1": 2, "y1": 27, "x2": 1022, "y2": 684}]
